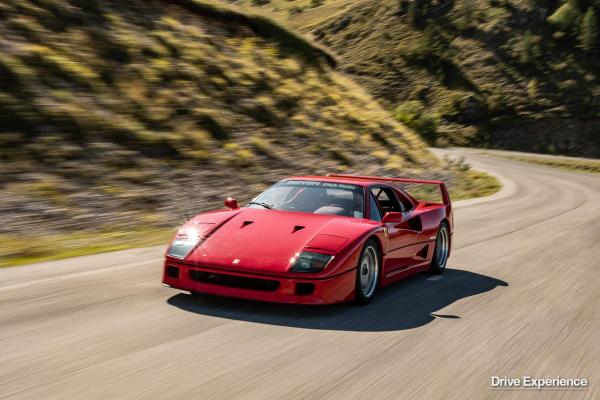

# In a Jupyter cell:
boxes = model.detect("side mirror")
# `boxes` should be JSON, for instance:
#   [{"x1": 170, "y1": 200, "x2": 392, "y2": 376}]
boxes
[
  {"x1": 382, "y1": 211, "x2": 404, "y2": 224},
  {"x1": 224, "y1": 197, "x2": 239, "y2": 210}
]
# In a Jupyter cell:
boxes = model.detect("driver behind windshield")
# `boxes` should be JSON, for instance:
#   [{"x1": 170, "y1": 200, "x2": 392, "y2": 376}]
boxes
[{"x1": 248, "y1": 180, "x2": 364, "y2": 218}]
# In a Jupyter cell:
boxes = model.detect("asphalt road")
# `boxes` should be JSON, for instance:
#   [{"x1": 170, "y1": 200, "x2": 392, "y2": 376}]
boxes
[{"x1": 1, "y1": 149, "x2": 599, "y2": 400}]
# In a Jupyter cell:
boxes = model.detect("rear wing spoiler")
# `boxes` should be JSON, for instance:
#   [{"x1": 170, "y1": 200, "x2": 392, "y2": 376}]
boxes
[{"x1": 326, "y1": 174, "x2": 451, "y2": 206}]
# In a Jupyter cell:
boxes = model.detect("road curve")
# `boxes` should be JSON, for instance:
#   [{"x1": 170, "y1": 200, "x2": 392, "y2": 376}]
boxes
[{"x1": 1, "y1": 149, "x2": 599, "y2": 400}]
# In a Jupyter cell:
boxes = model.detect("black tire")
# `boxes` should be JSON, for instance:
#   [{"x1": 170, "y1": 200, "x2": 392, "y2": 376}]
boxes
[
  {"x1": 429, "y1": 222, "x2": 450, "y2": 274},
  {"x1": 354, "y1": 239, "x2": 380, "y2": 305}
]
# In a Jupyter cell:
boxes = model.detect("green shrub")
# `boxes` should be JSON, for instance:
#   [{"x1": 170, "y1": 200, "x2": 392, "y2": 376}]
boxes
[
  {"x1": 407, "y1": 0, "x2": 430, "y2": 25},
  {"x1": 198, "y1": 113, "x2": 230, "y2": 141},
  {"x1": 579, "y1": 7, "x2": 599, "y2": 53},
  {"x1": 527, "y1": 79, "x2": 539, "y2": 99},
  {"x1": 514, "y1": 31, "x2": 542, "y2": 64},
  {"x1": 401, "y1": 23, "x2": 452, "y2": 73},
  {"x1": 329, "y1": 148, "x2": 352, "y2": 165},
  {"x1": 394, "y1": 100, "x2": 425, "y2": 125},
  {"x1": 455, "y1": 0, "x2": 476, "y2": 30},
  {"x1": 412, "y1": 114, "x2": 438, "y2": 143},
  {"x1": 394, "y1": 100, "x2": 439, "y2": 143},
  {"x1": 548, "y1": 2, "x2": 581, "y2": 34}
]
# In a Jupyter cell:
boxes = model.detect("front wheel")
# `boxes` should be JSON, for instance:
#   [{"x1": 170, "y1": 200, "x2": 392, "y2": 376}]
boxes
[
  {"x1": 429, "y1": 222, "x2": 450, "y2": 274},
  {"x1": 354, "y1": 240, "x2": 380, "y2": 305}
]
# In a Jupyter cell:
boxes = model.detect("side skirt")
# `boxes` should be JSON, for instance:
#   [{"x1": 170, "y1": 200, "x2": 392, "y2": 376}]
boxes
[{"x1": 380, "y1": 261, "x2": 430, "y2": 287}]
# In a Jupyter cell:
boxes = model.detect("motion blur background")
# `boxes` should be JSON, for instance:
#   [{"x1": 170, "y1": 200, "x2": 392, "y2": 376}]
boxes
[{"x1": 0, "y1": 0, "x2": 598, "y2": 266}]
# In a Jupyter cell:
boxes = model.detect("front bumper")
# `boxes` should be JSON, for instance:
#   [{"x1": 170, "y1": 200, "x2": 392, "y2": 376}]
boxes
[{"x1": 162, "y1": 261, "x2": 356, "y2": 305}]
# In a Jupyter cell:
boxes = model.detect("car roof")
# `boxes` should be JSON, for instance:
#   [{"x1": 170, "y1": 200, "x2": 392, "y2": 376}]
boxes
[
  {"x1": 284, "y1": 175, "x2": 390, "y2": 188},
  {"x1": 283, "y1": 175, "x2": 419, "y2": 207}
]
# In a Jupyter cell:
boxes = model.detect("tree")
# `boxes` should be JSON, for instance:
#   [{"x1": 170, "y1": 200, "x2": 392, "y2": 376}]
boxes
[{"x1": 579, "y1": 7, "x2": 599, "y2": 53}]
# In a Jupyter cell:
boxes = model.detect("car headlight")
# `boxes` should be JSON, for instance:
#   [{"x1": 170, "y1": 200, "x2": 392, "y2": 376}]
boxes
[
  {"x1": 167, "y1": 227, "x2": 202, "y2": 259},
  {"x1": 290, "y1": 251, "x2": 333, "y2": 272}
]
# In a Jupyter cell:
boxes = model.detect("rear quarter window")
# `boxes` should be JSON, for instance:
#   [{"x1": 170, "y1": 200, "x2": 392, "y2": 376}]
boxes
[{"x1": 370, "y1": 195, "x2": 382, "y2": 222}]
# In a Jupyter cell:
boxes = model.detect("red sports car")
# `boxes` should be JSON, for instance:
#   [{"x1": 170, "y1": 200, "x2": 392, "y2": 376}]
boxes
[{"x1": 163, "y1": 174, "x2": 453, "y2": 305}]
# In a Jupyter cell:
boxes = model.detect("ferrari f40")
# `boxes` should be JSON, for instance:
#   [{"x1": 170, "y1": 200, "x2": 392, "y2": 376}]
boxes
[{"x1": 163, "y1": 175, "x2": 453, "y2": 305}]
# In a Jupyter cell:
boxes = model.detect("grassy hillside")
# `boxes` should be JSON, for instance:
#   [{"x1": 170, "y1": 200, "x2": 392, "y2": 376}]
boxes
[
  {"x1": 0, "y1": 0, "x2": 498, "y2": 266},
  {"x1": 227, "y1": 0, "x2": 600, "y2": 157}
]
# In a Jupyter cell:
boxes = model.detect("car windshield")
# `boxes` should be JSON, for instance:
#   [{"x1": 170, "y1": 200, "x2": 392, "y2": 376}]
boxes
[{"x1": 248, "y1": 180, "x2": 365, "y2": 218}]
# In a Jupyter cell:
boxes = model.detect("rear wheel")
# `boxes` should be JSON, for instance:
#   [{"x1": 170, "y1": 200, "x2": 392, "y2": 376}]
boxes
[
  {"x1": 354, "y1": 240, "x2": 380, "y2": 305},
  {"x1": 429, "y1": 222, "x2": 450, "y2": 274}
]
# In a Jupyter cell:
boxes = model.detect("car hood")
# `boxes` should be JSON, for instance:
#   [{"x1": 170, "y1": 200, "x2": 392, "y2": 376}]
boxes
[{"x1": 184, "y1": 208, "x2": 375, "y2": 274}]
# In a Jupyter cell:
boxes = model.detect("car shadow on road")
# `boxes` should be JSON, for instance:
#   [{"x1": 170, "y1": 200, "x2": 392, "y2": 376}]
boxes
[{"x1": 167, "y1": 268, "x2": 508, "y2": 332}]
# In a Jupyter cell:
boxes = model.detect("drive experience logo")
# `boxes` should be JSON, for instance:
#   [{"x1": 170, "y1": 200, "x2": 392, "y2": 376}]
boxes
[{"x1": 491, "y1": 376, "x2": 589, "y2": 390}]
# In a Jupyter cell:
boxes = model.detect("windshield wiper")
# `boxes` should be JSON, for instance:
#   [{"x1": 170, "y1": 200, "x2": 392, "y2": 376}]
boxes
[{"x1": 248, "y1": 201, "x2": 278, "y2": 210}]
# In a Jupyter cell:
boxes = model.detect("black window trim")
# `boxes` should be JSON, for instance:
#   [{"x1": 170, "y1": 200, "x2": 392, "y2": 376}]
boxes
[
  {"x1": 262, "y1": 179, "x2": 367, "y2": 219},
  {"x1": 369, "y1": 192, "x2": 383, "y2": 222},
  {"x1": 370, "y1": 184, "x2": 406, "y2": 214}
]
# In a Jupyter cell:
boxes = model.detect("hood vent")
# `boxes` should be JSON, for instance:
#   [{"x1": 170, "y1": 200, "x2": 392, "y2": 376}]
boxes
[
  {"x1": 292, "y1": 225, "x2": 305, "y2": 233},
  {"x1": 241, "y1": 220, "x2": 254, "y2": 228}
]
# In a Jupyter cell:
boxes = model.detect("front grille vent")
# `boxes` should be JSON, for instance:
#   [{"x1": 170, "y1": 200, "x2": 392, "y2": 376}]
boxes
[{"x1": 188, "y1": 270, "x2": 279, "y2": 292}]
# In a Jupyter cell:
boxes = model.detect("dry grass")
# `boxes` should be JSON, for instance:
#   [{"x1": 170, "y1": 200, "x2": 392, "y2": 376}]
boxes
[
  {"x1": 0, "y1": 0, "x2": 500, "y2": 267},
  {"x1": 0, "y1": 229, "x2": 174, "y2": 267}
]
